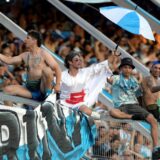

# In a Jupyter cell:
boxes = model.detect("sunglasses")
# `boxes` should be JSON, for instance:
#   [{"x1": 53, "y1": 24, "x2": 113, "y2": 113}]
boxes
[{"x1": 72, "y1": 58, "x2": 81, "y2": 62}]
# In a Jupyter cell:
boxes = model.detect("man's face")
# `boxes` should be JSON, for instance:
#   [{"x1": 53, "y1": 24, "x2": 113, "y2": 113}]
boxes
[
  {"x1": 2, "y1": 47, "x2": 13, "y2": 57},
  {"x1": 69, "y1": 55, "x2": 82, "y2": 69},
  {"x1": 99, "y1": 127, "x2": 106, "y2": 137},
  {"x1": 151, "y1": 64, "x2": 160, "y2": 78},
  {"x1": 123, "y1": 151, "x2": 133, "y2": 160},
  {"x1": 24, "y1": 35, "x2": 37, "y2": 49}
]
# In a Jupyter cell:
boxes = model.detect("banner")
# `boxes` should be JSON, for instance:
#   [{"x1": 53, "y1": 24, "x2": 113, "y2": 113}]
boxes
[
  {"x1": 0, "y1": 94, "x2": 97, "y2": 160},
  {"x1": 65, "y1": 0, "x2": 112, "y2": 3}
]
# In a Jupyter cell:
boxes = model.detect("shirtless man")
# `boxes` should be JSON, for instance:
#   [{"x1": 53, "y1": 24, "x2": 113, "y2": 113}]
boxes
[
  {"x1": 0, "y1": 30, "x2": 61, "y2": 102},
  {"x1": 142, "y1": 61, "x2": 160, "y2": 121}
]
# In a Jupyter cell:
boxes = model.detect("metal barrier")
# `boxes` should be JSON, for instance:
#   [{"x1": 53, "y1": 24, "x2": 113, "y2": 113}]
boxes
[{"x1": 87, "y1": 118, "x2": 152, "y2": 160}]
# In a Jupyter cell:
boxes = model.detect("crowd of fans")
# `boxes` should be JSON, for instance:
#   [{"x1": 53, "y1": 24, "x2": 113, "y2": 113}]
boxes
[
  {"x1": 0, "y1": 0, "x2": 160, "y2": 159},
  {"x1": 0, "y1": 0, "x2": 160, "y2": 69},
  {"x1": 93, "y1": 121, "x2": 152, "y2": 160}
]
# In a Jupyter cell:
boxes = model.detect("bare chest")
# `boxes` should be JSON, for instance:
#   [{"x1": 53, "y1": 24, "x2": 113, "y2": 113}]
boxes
[{"x1": 27, "y1": 54, "x2": 45, "y2": 71}]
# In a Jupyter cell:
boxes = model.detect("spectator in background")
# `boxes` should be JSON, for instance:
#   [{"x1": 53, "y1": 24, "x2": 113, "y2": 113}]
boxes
[
  {"x1": 0, "y1": 65, "x2": 18, "y2": 91},
  {"x1": 94, "y1": 40, "x2": 109, "y2": 62},
  {"x1": 109, "y1": 134, "x2": 121, "y2": 154},
  {"x1": 95, "y1": 41, "x2": 120, "y2": 73},
  {"x1": 134, "y1": 143, "x2": 151, "y2": 159},
  {"x1": 145, "y1": 61, "x2": 153, "y2": 70},
  {"x1": 58, "y1": 45, "x2": 71, "y2": 60},
  {"x1": 82, "y1": 40, "x2": 97, "y2": 66},
  {"x1": 73, "y1": 24, "x2": 85, "y2": 40},
  {"x1": 44, "y1": 31, "x2": 64, "y2": 53},
  {"x1": 1, "y1": 42, "x2": 15, "y2": 73},
  {"x1": 93, "y1": 125, "x2": 110, "y2": 158},
  {"x1": 107, "y1": 57, "x2": 160, "y2": 157},
  {"x1": 0, "y1": 30, "x2": 61, "y2": 104},
  {"x1": 118, "y1": 123, "x2": 132, "y2": 155},
  {"x1": 141, "y1": 61, "x2": 160, "y2": 121},
  {"x1": 111, "y1": 152, "x2": 120, "y2": 160},
  {"x1": 4, "y1": 32, "x2": 22, "y2": 56},
  {"x1": 123, "y1": 150, "x2": 134, "y2": 160},
  {"x1": 1, "y1": 43, "x2": 13, "y2": 57}
]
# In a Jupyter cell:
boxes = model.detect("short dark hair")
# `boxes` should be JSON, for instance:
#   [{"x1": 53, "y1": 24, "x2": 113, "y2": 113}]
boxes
[
  {"x1": 28, "y1": 30, "x2": 43, "y2": 47},
  {"x1": 1, "y1": 43, "x2": 10, "y2": 51},
  {"x1": 64, "y1": 51, "x2": 81, "y2": 69}
]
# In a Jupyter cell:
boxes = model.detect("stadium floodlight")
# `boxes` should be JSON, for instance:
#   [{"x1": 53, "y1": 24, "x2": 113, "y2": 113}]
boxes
[{"x1": 0, "y1": 0, "x2": 15, "y2": 5}]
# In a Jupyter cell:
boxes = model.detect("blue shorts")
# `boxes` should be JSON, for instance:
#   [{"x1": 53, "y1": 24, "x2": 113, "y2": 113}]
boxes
[
  {"x1": 30, "y1": 90, "x2": 45, "y2": 101},
  {"x1": 25, "y1": 79, "x2": 46, "y2": 101}
]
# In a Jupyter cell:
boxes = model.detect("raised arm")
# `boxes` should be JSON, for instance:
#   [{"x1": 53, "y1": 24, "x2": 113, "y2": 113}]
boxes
[
  {"x1": 0, "y1": 53, "x2": 23, "y2": 65},
  {"x1": 107, "y1": 75, "x2": 114, "y2": 84},
  {"x1": 94, "y1": 41, "x2": 104, "y2": 62},
  {"x1": 83, "y1": 60, "x2": 112, "y2": 78}
]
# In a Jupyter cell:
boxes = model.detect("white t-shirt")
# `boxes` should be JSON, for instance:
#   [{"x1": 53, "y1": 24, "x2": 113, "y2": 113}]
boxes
[{"x1": 60, "y1": 60, "x2": 112, "y2": 108}]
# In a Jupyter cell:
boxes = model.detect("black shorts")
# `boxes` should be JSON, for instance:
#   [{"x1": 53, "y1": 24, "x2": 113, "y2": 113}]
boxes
[
  {"x1": 119, "y1": 104, "x2": 150, "y2": 120},
  {"x1": 146, "y1": 104, "x2": 159, "y2": 121}
]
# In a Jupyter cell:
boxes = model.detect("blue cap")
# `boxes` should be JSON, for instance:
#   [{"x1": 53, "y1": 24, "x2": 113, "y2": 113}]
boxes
[{"x1": 152, "y1": 60, "x2": 160, "y2": 66}]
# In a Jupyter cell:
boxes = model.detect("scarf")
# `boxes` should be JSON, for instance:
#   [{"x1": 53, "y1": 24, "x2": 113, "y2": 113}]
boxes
[{"x1": 118, "y1": 73, "x2": 139, "y2": 94}]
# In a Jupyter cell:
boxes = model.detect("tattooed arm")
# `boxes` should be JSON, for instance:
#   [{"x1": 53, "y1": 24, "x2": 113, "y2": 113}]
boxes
[{"x1": 145, "y1": 76, "x2": 160, "y2": 93}]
